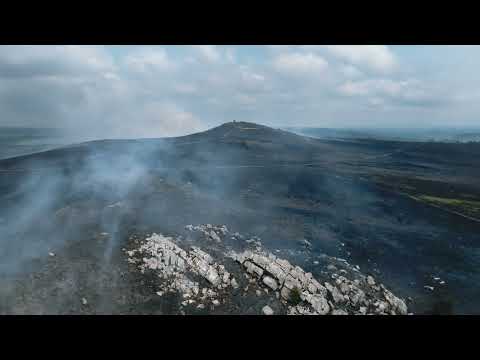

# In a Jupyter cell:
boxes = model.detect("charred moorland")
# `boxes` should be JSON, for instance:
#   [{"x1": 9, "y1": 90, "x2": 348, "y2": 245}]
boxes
[{"x1": 0, "y1": 122, "x2": 479, "y2": 314}]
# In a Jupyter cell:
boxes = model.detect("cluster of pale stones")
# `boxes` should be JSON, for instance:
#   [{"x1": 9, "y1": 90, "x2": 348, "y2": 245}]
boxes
[
  {"x1": 185, "y1": 224, "x2": 228, "y2": 243},
  {"x1": 229, "y1": 249, "x2": 330, "y2": 314},
  {"x1": 126, "y1": 233, "x2": 238, "y2": 309},
  {"x1": 126, "y1": 225, "x2": 409, "y2": 315},
  {"x1": 229, "y1": 249, "x2": 408, "y2": 315}
]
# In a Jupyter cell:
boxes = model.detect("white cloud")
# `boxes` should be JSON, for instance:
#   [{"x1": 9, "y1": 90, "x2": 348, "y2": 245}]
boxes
[
  {"x1": 139, "y1": 102, "x2": 205, "y2": 137},
  {"x1": 323, "y1": 45, "x2": 397, "y2": 74},
  {"x1": 0, "y1": 45, "x2": 472, "y2": 132},
  {"x1": 173, "y1": 83, "x2": 198, "y2": 95},
  {"x1": 270, "y1": 45, "x2": 397, "y2": 75},
  {"x1": 338, "y1": 78, "x2": 441, "y2": 107},
  {"x1": 192, "y1": 45, "x2": 222, "y2": 63},
  {"x1": 266, "y1": 45, "x2": 292, "y2": 52},
  {"x1": 272, "y1": 52, "x2": 328, "y2": 77},
  {"x1": 225, "y1": 48, "x2": 236, "y2": 64},
  {"x1": 124, "y1": 47, "x2": 175, "y2": 73},
  {"x1": 238, "y1": 67, "x2": 268, "y2": 92},
  {"x1": 339, "y1": 64, "x2": 364, "y2": 79},
  {"x1": 234, "y1": 93, "x2": 257, "y2": 106},
  {"x1": 338, "y1": 79, "x2": 415, "y2": 97},
  {"x1": 0, "y1": 45, "x2": 115, "y2": 78}
]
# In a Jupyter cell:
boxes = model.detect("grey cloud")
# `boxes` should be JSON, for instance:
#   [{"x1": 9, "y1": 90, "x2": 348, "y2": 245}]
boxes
[{"x1": 0, "y1": 45, "x2": 476, "y2": 132}]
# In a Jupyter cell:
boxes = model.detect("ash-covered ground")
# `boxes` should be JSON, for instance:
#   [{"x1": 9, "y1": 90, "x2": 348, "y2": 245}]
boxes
[{"x1": 0, "y1": 122, "x2": 479, "y2": 314}]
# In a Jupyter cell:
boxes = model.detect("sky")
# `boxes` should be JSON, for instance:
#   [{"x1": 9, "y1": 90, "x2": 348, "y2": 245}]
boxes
[{"x1": 0, "y1": 45, "x2": 479, "y2": 139}]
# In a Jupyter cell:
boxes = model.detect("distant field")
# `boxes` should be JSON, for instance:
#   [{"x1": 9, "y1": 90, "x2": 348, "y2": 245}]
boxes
[
  {"x1": 0, "y1": 127, "x2": 68, "y2": 160},
  {"x1": 286, "y1": 127, "x2": 480, "y2": 143},
  {"x1": 366, "y1": 172, "x2": 480, "y2": 222}
]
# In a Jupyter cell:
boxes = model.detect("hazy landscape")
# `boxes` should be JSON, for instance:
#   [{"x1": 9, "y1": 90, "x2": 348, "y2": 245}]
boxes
[
  {"x1": 0, "y1": 122, "x2": 479, "y2": 314},
  {"x1": 286, "y1": 126, "x2": 480, "y2": 143},
  {"x1": 1, "y1": 45, "x2": 480, "y2": 315}
]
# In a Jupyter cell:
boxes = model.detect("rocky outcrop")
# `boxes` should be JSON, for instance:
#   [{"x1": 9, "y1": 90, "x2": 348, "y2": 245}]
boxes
[
  {"x1": 126, "y1": 233, "x2": 236, "y2": 307},
  {"x1": 126, "y1": 225, "x2": 409, "y2": 315},
  {"x1": 185, "y1": 224, "x2": 228, "y2": 243},
  {"x1": 229, "y1": 248, "x2": 408, "y2": 315},
  {"x1": 230, "y1": 249, "x2": 332, "y2": 315}
]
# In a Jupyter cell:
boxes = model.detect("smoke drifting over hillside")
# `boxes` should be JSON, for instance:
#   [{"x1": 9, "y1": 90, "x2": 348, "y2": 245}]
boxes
[
  {"x1": 0, "y1": 140, "x2": 164, "y2": 273},
  {"x1": 1, "y1": 122, "x2": 480, "y2": 314}
]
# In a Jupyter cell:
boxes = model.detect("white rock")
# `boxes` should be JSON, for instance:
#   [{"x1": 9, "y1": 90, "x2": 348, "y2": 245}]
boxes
[
  {"x1": 283, "y1": 275, "x2": 301, "y2": 291},
  {"x1": 375, "y1": 301, "x2": 388, "y2": 313},
  {"x1": 325, "y1": 282, "x2": 344, "y2": 304},
  {"x1": 262, "y1": 276, "x2": 278, "y2": 291},
  {"x1": 212, "y1": 299, "x2": 220, "y2": 306},
  {"x1": 245, "y1": 261, "x2": 264, "y2": 277},
  {"x1": 210, "y1": 231, "x2": 221, "y2": 243},
  {"x1": 49, "y1": 252, "x2": 55, "y2": 257},
  {"x1": 302, "y1": 239, "x2": 312, "y2": 248},
  {"x1": 307, "y1": 283, "x2": 318, "y2": 294},
  {"x1": 350, "y1": 288, "x2": 366, "y2": 306},
  {"x1": 280, "y1": 287, "x2": 291, "y2": 300},
  {"x1": 222, "y1": 272, "x2": 230, "y2": 283},
  {"x1": 339, "y1": 282, "x2": 350, "y2": 295},
  {"x1": 383, "y1": 290, "x2": 408, "y2": 315},
  {"x1": 205, "y1": 267, "x2": 221, "y2": 286},
  {"x1": 81, "y1": 298, "x2": 88, "y2": 305},
  {"x1": 266, "y1": 262, "x2": 287, "y2": 283},
  {"x1": 262, "y1": 305, "x2": 274, "y2": 315},
  {"x1": 309, "y1": 294, "x2": 330, "y2": 315},
  {"x1": 331, "y1": 309, "x2": 348, "y2": 315}
]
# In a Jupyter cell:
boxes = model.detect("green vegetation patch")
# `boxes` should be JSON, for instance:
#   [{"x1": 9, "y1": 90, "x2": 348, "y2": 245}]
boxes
[
  {"x1": 289, "y1": 287, "x2": 302, "y2": 305},
  {"x1": 418, "y1": 195, "x2": 480, "y2": 218}
]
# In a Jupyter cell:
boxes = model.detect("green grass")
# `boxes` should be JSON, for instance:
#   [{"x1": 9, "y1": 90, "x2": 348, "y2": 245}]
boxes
[
  {"x1": 419, "y1": 195, "x2": 480, "y2": 207},
  {"x1": 418, "y1": 195, "x2": 480, "y2": 217},
  {"x1": 289, "y1": 287, "x2": 302, "y2": 305}
]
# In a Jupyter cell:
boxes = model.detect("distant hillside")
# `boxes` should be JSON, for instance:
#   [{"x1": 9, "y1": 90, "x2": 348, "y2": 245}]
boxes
[{"x1": 286, "y1": 127, "x2": 480, "y2": 143}]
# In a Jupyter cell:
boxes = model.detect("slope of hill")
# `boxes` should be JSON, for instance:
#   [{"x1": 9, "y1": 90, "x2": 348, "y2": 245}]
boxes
[{"x1": 0, "y1": 121, "x2": 479, "y2": 314}]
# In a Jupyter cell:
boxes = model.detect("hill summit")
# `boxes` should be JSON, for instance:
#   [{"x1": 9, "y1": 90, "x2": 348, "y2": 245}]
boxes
[{"x1": 180, "y1": 121, "x2": 313, "y2": 146}]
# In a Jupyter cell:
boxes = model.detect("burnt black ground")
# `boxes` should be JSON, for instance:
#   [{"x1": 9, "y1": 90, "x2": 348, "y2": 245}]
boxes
[{"x1": 0, "y1": 121, "x2": 479, "y2": 314}]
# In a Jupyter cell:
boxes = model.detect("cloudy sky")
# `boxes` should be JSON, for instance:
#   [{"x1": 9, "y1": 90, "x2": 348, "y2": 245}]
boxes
[{"x1": 1, "y1": 45, "x2": 479, "y2": 139}]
